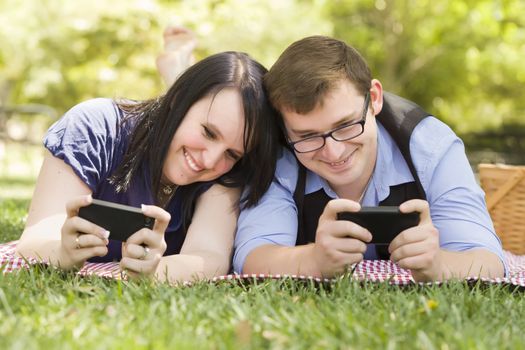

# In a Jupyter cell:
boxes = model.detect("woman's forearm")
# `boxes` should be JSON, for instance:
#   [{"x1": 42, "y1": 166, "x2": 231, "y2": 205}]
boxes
[
  {"x1": 16, "y1": 214, "x2": 80, "y2": 270},
  {"x1": 155, "y1": 251, "x2": 230, "y2": 284},
  {"x1": 16, "y1": 237, "x2": 80, "y2": 270}
]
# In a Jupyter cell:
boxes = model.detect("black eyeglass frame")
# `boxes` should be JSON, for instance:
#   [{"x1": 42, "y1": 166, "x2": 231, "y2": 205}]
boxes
[{"x1": 287, "y1": 92, "x2": 370, "y2": 153}]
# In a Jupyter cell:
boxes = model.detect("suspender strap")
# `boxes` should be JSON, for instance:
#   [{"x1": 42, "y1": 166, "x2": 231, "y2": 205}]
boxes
[
  {"x1": 377, "y1": 92, "x2": 428, "y2": 200},
  {"x1": 293, "y1": 164, "x2": 307, "y2": 245},
  {"x1": 293, "y1": 92, "x2": 431, "y2": 247}
]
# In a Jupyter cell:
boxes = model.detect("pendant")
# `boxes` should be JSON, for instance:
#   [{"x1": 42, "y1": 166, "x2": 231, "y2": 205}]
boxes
[{"x1": 162, "y1": 185, "x2": 173, "y2": 195}]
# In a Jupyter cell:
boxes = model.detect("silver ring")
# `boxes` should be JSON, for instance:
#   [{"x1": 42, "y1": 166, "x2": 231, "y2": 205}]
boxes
[
  {"x1": 75, "y1": 234, "x2": 81, "y2": 249},
  {"x1": 141, "y1": 246, "x2": 150, "y2": 260}
]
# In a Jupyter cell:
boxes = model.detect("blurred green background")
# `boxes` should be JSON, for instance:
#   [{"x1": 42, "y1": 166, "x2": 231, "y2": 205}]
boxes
[{"x1": 1, "y1": 0, "x2": 525, "y2": 183}]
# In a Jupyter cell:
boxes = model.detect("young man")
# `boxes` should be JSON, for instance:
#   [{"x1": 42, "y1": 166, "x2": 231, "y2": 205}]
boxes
[{"x1": 233, "y1": 36, "x2": 505, "y2": 282}]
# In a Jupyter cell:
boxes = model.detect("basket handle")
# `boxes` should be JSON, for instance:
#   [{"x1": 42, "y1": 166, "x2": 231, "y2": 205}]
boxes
[{"x1": 486, "y1": 169, "x2": 525, "y2": 210}]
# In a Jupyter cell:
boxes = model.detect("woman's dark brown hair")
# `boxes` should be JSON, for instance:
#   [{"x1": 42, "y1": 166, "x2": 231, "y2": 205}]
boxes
[{"x1": 110, "y1": 51, "x2": 280, "y2": 226}]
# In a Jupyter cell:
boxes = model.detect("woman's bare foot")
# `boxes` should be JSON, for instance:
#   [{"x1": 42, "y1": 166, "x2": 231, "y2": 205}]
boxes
[{"x1": 156, "y1": 26, "x2": 197, "y2": 86}]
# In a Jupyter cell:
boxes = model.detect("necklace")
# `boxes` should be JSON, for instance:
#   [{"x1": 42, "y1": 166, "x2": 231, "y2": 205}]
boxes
[
  {"x1": 158, "y1": 182, "x2": 177, "y2": 208},
  {"x1": 162, "y1": 183, "x2": 176, "y2": 195}
]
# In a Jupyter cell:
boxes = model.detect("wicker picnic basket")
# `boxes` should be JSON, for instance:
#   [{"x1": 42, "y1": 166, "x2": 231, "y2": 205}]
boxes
[{"x1": 478, "y1": 163, "x2": 525, "y2": 255}]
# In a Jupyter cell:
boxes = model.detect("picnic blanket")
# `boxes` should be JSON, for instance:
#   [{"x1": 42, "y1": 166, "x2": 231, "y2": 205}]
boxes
[{"x1": 2, "y1": 240, "x2": 525, "y2": 287}]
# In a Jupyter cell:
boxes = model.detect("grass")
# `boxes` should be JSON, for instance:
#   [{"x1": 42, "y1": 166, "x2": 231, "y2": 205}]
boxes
[{"x1": 1, "y1": 177, "x2": 524, "y2": 349}]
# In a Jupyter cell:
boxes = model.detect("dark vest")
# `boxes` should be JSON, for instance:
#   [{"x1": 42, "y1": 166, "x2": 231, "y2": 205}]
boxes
[{"x1": 293, "y1": 92, "x2": 430, "y2": 258}]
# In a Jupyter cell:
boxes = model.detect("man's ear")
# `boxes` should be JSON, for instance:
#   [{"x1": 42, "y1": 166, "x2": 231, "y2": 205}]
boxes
[{"x1": 369, "y1": 79, "x2": 383, "y2": 116}]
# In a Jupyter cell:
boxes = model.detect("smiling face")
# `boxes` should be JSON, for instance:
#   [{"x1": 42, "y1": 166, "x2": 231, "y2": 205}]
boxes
[
  {"x1": 162, "y1": 87, "x2": 245, "y2": 185},
  {"x1": 283, "y1": 79, "x2": 382, "y2": 200}
]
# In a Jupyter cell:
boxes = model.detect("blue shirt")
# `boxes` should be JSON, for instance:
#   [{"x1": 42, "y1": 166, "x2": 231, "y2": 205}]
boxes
[
  {"x1": 45, "y1": 98, "x2": 210, "y2": 261},
  {"x1": 233, "y1": 117, "x2": 505, "y2": 273}
]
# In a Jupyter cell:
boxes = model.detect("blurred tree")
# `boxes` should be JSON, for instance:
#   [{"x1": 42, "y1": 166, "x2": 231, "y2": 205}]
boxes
[
  {"x1": 325, "y1": 0, "x2": 525, "y2": 134},
  {"x1": 0, "y1": 0, "x2": 331, "y2": 118},
  {"x1": 157, "y1": 0, "x2": 332, "y2": 68},
  {"x1": 0, "y1": 0, "x2": 523, "y2": 138},
  {"x1": 0, "y1": 0, "x2": 165, "y2": 114}
]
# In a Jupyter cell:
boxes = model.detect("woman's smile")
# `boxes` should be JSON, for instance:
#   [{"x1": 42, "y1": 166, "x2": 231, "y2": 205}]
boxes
[{"x1": 183, "y1": 148, "x2": 204, "y2": 172}]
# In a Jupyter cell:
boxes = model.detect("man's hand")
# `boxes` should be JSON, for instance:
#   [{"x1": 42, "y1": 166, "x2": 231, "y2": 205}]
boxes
[
  {"x1": 313, "y1": 199, "x2": 372, "y2": 278},
  {"x1": 388, "y1": 199, "x2": 445, "y2": 281}
]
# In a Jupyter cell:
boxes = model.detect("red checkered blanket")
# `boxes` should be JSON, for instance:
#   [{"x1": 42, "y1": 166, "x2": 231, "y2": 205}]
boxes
[{"x1": 2, "y1": 240, "x2": 525, "y2": 287}]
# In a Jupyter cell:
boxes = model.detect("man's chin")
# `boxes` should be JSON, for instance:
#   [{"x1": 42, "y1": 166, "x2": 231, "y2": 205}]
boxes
[{"x1": 322, "y1": 173, "x2": 354, "y2": 188}]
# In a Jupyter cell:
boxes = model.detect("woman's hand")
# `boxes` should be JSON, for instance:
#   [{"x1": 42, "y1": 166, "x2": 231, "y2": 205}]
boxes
[
  {"x1": 59, "y1": 195, "x2": 110, "y2": 270},
  {"x1": 120, "y1": 205, "x2": 170, "y2": 278}
]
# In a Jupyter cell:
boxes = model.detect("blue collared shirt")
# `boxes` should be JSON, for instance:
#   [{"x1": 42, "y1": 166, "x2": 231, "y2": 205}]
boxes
[{"x1": 233, "y1": 117, "x2": 506, "y2": 273}]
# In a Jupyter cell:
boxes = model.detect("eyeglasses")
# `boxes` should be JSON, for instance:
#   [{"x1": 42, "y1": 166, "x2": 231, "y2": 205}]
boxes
[{"x1": 288, "y1": 93, "x2": 370, "y2": 153}]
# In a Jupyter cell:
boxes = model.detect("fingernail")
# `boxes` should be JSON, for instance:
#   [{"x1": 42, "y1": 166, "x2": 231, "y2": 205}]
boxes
[
  {"x1": 141, "y1": 204, "x2": 146, "y2": 212},
  {"x1": 101, "y1": 230, "x2": 110, "y2": 239}
]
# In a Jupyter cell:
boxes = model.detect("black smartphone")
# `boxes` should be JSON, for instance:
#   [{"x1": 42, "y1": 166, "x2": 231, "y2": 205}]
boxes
[
  {"x1": 78, "y1": 199, "x2": 155, "y2": 242},
  {"x1": 337, "y1": 206, "x2": 419, "y2": 244}
]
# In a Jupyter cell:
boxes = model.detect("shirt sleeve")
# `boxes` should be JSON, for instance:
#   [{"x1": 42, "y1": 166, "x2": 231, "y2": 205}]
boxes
[
  {"x1": 233, "y1": 149, "x2": 299, "y2": 274},
  {"x1": 44, "y1": 98, "x2": 123, "y2": 191},
  {"x1": 410, "y1": 117, "x2": 507, "y2": 273}
]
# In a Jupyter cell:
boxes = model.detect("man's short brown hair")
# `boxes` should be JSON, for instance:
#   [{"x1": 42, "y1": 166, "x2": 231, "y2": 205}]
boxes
[{"x1": 264, "y1": 36, "x2": 372, "y2": 114}]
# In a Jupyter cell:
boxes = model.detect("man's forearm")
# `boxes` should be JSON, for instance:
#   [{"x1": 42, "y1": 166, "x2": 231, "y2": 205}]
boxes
[
  {"x1": 242, "y1": 244, "x2": 323, "y2": 277},
  {"x1": 244, "y1": 246, "x2": 505, "y2": 281},
  {"x1": 438, "y1": 248, "x2": 505, "y2": 280}
]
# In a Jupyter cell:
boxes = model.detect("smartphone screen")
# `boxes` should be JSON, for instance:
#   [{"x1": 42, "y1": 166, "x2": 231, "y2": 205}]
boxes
[
  {"x1": 337, "y1": 206, "x2": 419, "y2": 244},
  {"x1": 78, "y1": 199, "x2": 155, "y2": 241}
]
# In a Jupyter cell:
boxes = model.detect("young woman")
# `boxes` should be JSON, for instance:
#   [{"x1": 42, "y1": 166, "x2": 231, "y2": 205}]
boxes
[{"x1": 16, "y1": 51, "x2": 280, "y2": 283}]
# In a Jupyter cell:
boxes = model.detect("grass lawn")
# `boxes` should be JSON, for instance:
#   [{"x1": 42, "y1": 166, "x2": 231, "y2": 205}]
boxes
[{"x1": 1, "y1": 177, "x2": 524, "y2": 349}]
